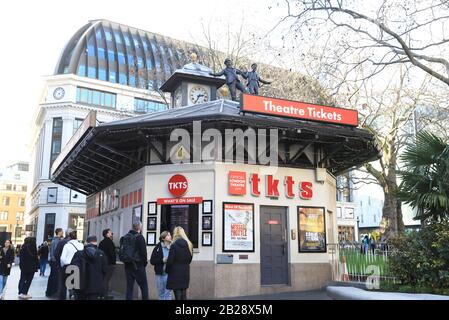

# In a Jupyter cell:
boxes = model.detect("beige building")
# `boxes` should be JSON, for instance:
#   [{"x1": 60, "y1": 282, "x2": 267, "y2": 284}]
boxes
[{"x1": 0, "y1": 162, "x2": 29, "y2": 246}]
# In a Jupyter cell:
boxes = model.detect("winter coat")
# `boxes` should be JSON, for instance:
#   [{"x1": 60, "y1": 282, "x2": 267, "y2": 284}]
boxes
[
  {"x1": 19, "y1": 243, "x2": 39, "y2": 274},
  {"x1": 60, "y1": 240, "x2": 84, "y2": 267},
  {"x1": 124, "y1": 230, "x2": 147, "y2": 268},
  {"x1": 0, "y1": 247, "x2": 15, "y2": 276},
  {"x1": 84, "y1": 244, "x2": 108, "y2": 294},
  {"x1": 150, "y1": 241, "x2": 170, "y2": 275},
  {"x1": 166, "y1": 238, "x2": 193, "y2": 290},
  {"x1": 98, "y1": 237, "x2": 116, "y2": 265},
  {"x1": 38, "y1": 244, "x2": 49, "y2": 261}
]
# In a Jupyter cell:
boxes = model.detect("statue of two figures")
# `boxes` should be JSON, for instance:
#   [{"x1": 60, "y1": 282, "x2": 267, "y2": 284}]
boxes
[{"x1": 209, "y1": 58, "x2": 272, "y2": 101}]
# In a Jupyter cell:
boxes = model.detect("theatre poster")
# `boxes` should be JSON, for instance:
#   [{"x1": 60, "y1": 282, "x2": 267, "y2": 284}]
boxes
[
  {"x1": 223, "y1": 203, "x2": 254, "y2": 252},
  {"x1": 298, "y1": 206, "x2": 326, "y2": 252}
]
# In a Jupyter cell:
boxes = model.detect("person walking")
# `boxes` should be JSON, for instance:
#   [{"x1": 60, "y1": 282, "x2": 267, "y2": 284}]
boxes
[
  {"x1": 98, "y1": 228, "x2": 116, "y2": 299},
  {"x1": 363, "y1": 235, "x2": 369, "y2": 255},
  {"x1": 150, "y1": 231, "x2": 172, "y2": 300},
  {"x1": 38, "y1": 241, "x2": 49, "y2": 276},
  {"x1": 166, "y1": 226, "x2": 193, "y2": 300},
  {"x1": 370, "y1": 235, "x2": 377, "y2": 255},
  {"x1": 0, "y1": 239, "x2": 15, "y2": 300},
  {"x1": 46, "y1": 228, "x2": 63, "y2": 297},
  {"x1": 119, "y1": 221, "x2": 149, "y2": 300},
  {"x1": 18, "y1": 237, "x2": 39, "y2": 299}
]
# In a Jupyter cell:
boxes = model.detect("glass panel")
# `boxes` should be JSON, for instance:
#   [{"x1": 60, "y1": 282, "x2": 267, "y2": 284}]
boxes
[
  {"x1": 129, "y1": 75, "x2": 135, "y2": 86},
  {"x1": 128, "y1": 55, "x2": 134, "y2": 66},
  {"x1": 119, "y1": 73, "x2": 127, "y2": 85},
  {"x1": 88, "y1": 66, "x2": 96, "y2": 78},
  {"x1": 105, "y1": 31, "x2": 112, "y2": 41},
  {"x1": 114, "y1": 32, "x2": 122, "y2": 44},
  {"x1": 98, "y1": 47, "x2": 106, "y2": 60},
  {"x1": 87, "y1": 44, "x2": 96, "y2": 57},
  {"x1": 104, "y1": 93, "x2": 112, "y2": 107},
  {"x1": 77, "y1": 65, "x2": 86, "y2": 76},
  {"x1": 99, "y1": 68, "x2": 107, "y2": 81},
  {"x1": 92, "y1": 90, "x2": 101, "y2": 105},
  {"x1": 108, "y1": 50, "x2": 115, "y2": 62},
  {"x1": 118, "y1": 52, "x2": 125, "y2": 64},
  {"x1": 109, "y1": 71, "x2": 116, "y2": 83}
]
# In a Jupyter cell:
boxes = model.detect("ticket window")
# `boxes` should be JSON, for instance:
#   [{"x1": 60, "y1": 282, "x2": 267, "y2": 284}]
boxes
[{"x1": 160, "y1": 204, "x2": 199, "y2": 248}]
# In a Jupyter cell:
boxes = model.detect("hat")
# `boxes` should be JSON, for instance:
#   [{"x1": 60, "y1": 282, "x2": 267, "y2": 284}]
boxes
[{"x1": 86, "y1": 235, "x2": 97, "y2": 243}]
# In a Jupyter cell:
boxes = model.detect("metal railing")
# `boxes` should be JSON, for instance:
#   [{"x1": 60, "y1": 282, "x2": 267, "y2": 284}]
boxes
[{"x1": 328, "y1": 242, "x2": 397, "y2": 285}]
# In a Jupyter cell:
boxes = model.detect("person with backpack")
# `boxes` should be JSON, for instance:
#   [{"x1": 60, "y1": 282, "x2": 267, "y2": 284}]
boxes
[
  {"x1": 166, "y1": 226, "x2": 193, "y2": 300},
  {"x1": 18, "y1": 237, "x2": 39, "y2": 299},
  {"x1": 150, "y1": 231, "x2": 172, "y2": 300},
  {"x1": 98, "y1": 228, "x2": 116, "y2": 299},
  {"x1": 59, "y1": 230, "x2": 83, "y2": 299},
  {"x1": 54, "y1": 230, "x2": 70, "y2": 300},
  {"x1": 46, "y1": 228, "x2": 64, "y2": 298},
  {"x1": 119, "y1": 221, "x2": 149, "y2": 300},
  {"x1": 38, "y1": 241, "x2": 49, "y2": 276},
  {"x1": 71, "y1": 236, "x2": 108, "y2": 300}
]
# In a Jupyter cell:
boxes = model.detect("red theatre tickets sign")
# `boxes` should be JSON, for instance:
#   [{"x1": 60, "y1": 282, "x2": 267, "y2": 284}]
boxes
[{"x1": 240, "y1": 94, "x2": 358, "y2": 126}]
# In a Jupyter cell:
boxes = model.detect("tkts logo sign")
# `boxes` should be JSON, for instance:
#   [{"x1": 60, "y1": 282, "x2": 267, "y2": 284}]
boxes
[{"x1": 228, "y1": 171, "x2": 313, "y2": 199}]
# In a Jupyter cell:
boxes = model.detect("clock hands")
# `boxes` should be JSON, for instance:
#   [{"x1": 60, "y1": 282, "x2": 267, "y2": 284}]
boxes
[{"x1": 194, "y1": 93, "x2": 205, "y2": 103}]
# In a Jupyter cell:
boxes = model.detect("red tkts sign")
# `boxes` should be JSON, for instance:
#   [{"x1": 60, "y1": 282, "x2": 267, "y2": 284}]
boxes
[
  {"x1": 241, "y1": 94, "x2": 358, "y2": 126},
  {"x1": 168, "y1": 174, "x2": 188, "y2": 197}
]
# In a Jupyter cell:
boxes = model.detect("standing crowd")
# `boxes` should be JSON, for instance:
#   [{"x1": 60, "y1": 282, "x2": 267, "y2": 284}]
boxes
[{"x1": 0, "y1": 221, "x2": 193, "y2": 300}]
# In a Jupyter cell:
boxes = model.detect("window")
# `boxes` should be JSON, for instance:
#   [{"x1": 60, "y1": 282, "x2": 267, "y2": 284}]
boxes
[
  {"x1": 76, "y1": 87, "x2": 116, "y2": 108},
  {"x1": 68, "y1": 213, "x2": 85, "y2": 242},
  {"x1": 134, "y1": 98, "x2": 167, "y2": 113},
  {"x1": 118, "y1": 52, "x2": 125, "y2": 64},
  {"x1": 6, "y1": 184, "x2": 12, "y2": 190},
  {"x1": 337, "y1": 207, "x2": 342, "y2": 218},
  {"x1": 119, "y1": 73, "x2": 127, "y2": 85},
  {"x1": 98, "y1": 47, "x2": 106, "y2": 60},
  {"x1": 0, "y1": 211, "x2": 8, "y2": 220},
  {"x1": 2, "y1": 197, "x2": 10, "y2": 206},
  {"x1": 18, "y1": 163, "x2": 29, "y2": 171},
  {"x1": 50, "y1": 118, "x2": 63, "y2": 171},
  {"x1": 43, "y1": 213, "x2": 55, "y2": 242},
  {"x1": 124, "y1": 35, "x2": 131, "y2": 46},
  {"x1": 87, "y1": 44, "x2": 96, "y2": 57},
  {"x1": 105, "y1": 31, "x2": 112, "y2": 41},
  {"x1": 337, "y1": 173, "x2": 353, "y2": 202},
  {"x1": 114, "y1": 32, "x2": 122, "y2": 44},
  {"x1": 128, "y1": 55, "x2": 134, "y2": 66},
  {"x1": 0, "y1": 226, "x2": 6, "y2": 232},
  {"x1": 99, "y1": 68, "x2": 107, "y2": 81},
  {"x1": 14, "y1": 174, "x2": 20, "y2": 180},
  {"x1": 129, "y1": 75, "x2": 136, "y2": 86},
  {"x1": 109, "y1": 71, "x2": 116, "y2": 83},
  {"x1": 22, "y1": 185, "x2": 27, "y2": 192},
  {"x1": 73, "y1": 118, "x2": 83, "y2": 134},
  {"x1": 16, "y1": 212, "x2": 24, "y2": 221},
  {"x1": 161, "y1": 204, "x2": 199, "y2": 248},
  {"x1": 344, "y1": 207, "x2": 354, "y2": 219},
  {"x1": 47, "y1": 187, "x2": 58, "y2": 203},
  {"x1": 108, "y1": 50, "x2": 115, "y2": 62},
  {"x1": 15, "y1": 226, "x2": 22, "y2": 238},
  {"x1": 88, "y1": 66, "x2": 96, "y2": 78},
  {"x1": 18, "y1": 198, "x2": 25, "y2": 207},
  {"x1": 77, "y1": 65, "x2": 86, "y2": 76}
]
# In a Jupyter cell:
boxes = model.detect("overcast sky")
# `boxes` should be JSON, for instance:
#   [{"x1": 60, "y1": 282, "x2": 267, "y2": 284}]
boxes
[{"x1": 0, "y1": 0, "x2": 284, "y2": 169}]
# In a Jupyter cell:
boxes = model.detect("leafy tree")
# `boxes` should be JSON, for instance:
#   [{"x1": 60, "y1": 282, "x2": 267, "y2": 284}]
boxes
[{"x1": 396, "y1": 131, "x2": 449, "y2": 221}]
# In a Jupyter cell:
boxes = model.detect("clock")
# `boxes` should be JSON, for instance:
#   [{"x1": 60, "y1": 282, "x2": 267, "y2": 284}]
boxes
[
  {"x1": 53, "y1": 87, "x2": 65, "y2": 100},
  {"x1": 189, "y1": 86, "x2": 208, "y2": 104}
]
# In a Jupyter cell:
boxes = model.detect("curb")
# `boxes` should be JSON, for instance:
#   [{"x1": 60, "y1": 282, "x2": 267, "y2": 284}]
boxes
[{"x1": 326, "y1": 286, "x2": 449, "y2": 300}]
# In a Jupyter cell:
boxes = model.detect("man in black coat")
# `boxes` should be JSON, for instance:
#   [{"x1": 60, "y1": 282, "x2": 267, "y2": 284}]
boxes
[
  {"x1": 54, "y1": 231, "x2": 70, "y2": 300},
  {"x1": 82, "y1": 236, "x2": 108, "y2": 300},
  {"x1": 166, "y1": 237, "x2": 193, "y2": 300},
  {"x1": 46, "y1": 228, "x2": 63, "y2": 297},
  {"x1": 120, "y1": 221, "x2": 148, "y2": 300},
  {"x1": 98, "y1": 228, "x2": 116, "y2": 299}
]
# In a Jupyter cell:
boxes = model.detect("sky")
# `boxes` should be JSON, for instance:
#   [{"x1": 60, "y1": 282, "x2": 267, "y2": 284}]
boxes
[{"x1": 0, "y1": 0, "x2": 285, "y2": 169}]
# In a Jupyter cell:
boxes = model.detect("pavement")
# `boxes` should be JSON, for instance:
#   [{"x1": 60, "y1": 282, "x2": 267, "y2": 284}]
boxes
[
  {"x1": 326, "y1": 286, "x2": 449, "y2": 300},
  {"x1": 2, "y1": 264, "x2": 331, "y2": 300}
]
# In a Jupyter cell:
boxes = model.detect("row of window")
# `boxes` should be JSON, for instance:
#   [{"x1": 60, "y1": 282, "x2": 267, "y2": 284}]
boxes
[
  {"x1": 42, "y1": 212, "x2": 84, "y2": 242},
  {"x1": 2, "y1": 197, "x2": 25, "y2": 207},
  {"x1": 0, "y1": 211, "x2": 24, "y2": 221},
  {"x1": 1, "y1": 184, "x2": 27, "y2": 192},
  {"x1": 134, "y1": 98, "x2": 167, "y2": 113},
  {"x1": 46, "y1": 187, "x2": 85, "y2": 204},
  {"x1": 76, "y1": 87, "x2": 117, "y2": 109}
]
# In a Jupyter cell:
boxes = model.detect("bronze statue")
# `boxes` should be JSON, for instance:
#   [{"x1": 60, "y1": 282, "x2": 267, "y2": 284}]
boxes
[
  {"x1": 243, "y1": 63, "x2": 272, "y2": 95},
  {"x1": 209, "y1": 58, "x2": 246, "y2": 101}
]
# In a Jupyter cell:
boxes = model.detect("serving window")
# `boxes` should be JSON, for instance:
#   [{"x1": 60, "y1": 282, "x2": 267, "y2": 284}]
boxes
[{"x1": 160, "y1": 204, "x2": 199, "y2": 248}]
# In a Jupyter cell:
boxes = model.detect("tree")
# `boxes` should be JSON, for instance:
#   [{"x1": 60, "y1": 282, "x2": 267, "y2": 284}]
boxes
[
  {"x1": 396, "y1": 131, "x2": 449, "y2": 221},
  {"x1": 275, "y1": 0, "x2": 449, "y2": 87}
]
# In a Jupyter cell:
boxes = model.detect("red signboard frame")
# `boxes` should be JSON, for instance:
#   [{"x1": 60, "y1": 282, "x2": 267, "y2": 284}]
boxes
[{"x1": 240, "y1": 93, "x2": 358, "y2": 127}]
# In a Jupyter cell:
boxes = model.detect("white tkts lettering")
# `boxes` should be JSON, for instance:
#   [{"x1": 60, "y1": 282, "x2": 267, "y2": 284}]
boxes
[{"x1": 168, "y1": 182, "x2": 187, "y2": 189}]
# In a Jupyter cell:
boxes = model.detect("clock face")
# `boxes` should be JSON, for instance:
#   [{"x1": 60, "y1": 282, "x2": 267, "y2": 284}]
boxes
[
  {"x1": 189, "y1": 86, "x2": 208, "y2": 104},
  {"x1": 53, "y1": 87, "x2": 65, "y2": 100}
]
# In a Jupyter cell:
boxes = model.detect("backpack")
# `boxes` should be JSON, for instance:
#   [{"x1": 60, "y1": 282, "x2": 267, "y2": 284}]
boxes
[
  {"x1": 119, "y1": 233, "x2": 140, "y2": 264},
  {"x1": 67, "y1": 245, "x2": 87, "y2": 294}
]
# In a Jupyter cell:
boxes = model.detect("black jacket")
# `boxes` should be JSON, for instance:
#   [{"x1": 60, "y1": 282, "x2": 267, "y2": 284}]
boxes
[
  {"x1": 54, "y1": 237, "x2": 69, "y2": 266},
  {"x1": 84, "y1": 244, "x2": 108, "y2": 294},
  {"x1": 166, "y1": 238, "x2": 193, "y2": 290},
  {"x1": 0, "y1": 247, "x2": 15, "y2": 276},
  {"x1": 38, "y1": 244, "x2": 49, "y2": 261},
  {"x1": 150, "y1": 241, "x2": 167, "y2": 275},
  {"x1": 19, "y1": 243, "x2": 39, "y2": 274},
  {"x1": 98, "y1": 237, "x2": 116, "y2": 265},
  {"x1": 125, "y1": 230, "x2": 147, "y2": 268}
]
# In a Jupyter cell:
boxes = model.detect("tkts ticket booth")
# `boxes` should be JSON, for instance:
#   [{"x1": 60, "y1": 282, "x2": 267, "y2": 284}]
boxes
[{"x1": 51, "y1": 61, "x2": 379, "y2": 298}]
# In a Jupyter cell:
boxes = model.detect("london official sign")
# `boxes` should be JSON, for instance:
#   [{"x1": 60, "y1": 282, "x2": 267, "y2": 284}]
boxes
[{"x1": 240, "y1": 94, "x2": 358, "y2": 126}]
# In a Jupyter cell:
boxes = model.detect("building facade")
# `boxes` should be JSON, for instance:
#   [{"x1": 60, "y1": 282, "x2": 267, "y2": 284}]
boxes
[
  {"x1": 0, "y1": 162, "x2": 29, "y2": 246},
  {"x1": 26, "y1": 19, "x2": 195, "y2": 242},
  {"x1": 336, "y1": 172, "x2": 358, "y2": 243}
]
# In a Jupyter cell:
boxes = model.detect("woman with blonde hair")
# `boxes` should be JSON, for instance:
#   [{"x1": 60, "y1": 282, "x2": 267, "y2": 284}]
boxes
[{"x1": 166, "y1": 226, "x2": 193, "y2": 300}]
